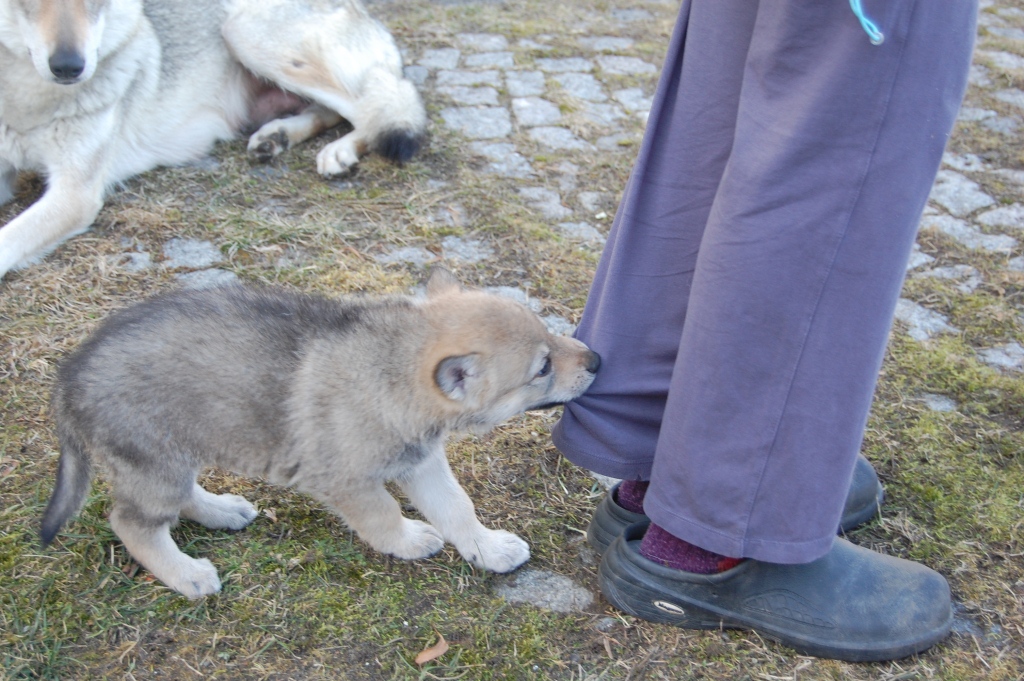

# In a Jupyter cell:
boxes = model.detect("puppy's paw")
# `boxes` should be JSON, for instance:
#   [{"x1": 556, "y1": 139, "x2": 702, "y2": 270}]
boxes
[
  {"x1": 316, "y1": 139, "x2": 359, "y2": 177},
  {"x1": 166, "y1": 557, "x2": 222, "y2": 600},
  {"x1": 248, "y1": 128, "x2": 289, "y2": 163},
  {"x1": 461, "y1": 529, "x2": 530, "y2": 573},
  {"x1": 182, "y1": 493, "x2": 258, "y2": 530},
  {"x1": 210, "y1": 494, "x2": 259, "y2": 530},
  {"x1": 388, "y1": 519, "x2": 445, "y2": 561}
]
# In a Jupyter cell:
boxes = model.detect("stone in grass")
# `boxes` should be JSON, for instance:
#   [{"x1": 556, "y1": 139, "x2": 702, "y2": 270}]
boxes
[
  {"x1": 906, "y1": 243, "x2": 935, "y2": 271},
  {"x1": 441, "y1": 235, "x2": 494, "y2": 264},
  {"x1": 978, "y1": 342, "x2": 1024, "y2": 372},
  {"x1": 987, "y1": 26, "x2": 1024, "y2": 42},
  {"x1": 437, "y1": 85, "x2": 500, "y2": 106},
  {"x1": 518, "y1": 187, "x2": 572, "y2": 220},
  {"x1": 577, "y1": 191, "x2": 611, "y2": 214},
  {"x1": 894, "y1": 298, "x2": 959, "y2": 342},
  {"x1": 512, "y1": 97, "x2": 562, "y2": 127},
  {"x1": 913, "y1": 265, "x2": 982, "y2": 294},
  {"x1": 578, "y1": 36, "x2": 635, "y2": 52},
  {"x1": 374, "y1": 246, "x2": 436, "y2": 267},
  {"x1": 920, "y1": 394, "x2": 957, "y2": 413},
  {"x1": 969, "y1": 64, "x2": 992, "y2": 88},
  {"x1": 613, "y1": 88, "x2": 653, "y2": 113},
  {"x1": 469, "y1": 141, "x2": 535, "y2": 179},
  {"x1": 942, "y1": 152, "x2": 987, "y2": 173},
  {"x1": 535, "y1": 57, "x2": 593, "y2": 73},
  {"x1": 435, "y1": 69, "x2": 501, "y2": 88},
  {"x1": 976, "y1": 204, "x2": 1024, "y2": 231},
  {"x1": 552, "y1": 72, "x2": 607, "y2": 102},
  {"x1": 580, "y1": 102, "x2": 625, "y2": 127},
  {"x1": 921, "y1": 214, "x2": 1017, "y2": 254},
  {"x1": 596, "y1": 55, "x2": 657, "y2": 75},
  {"x1": 541, "y1": 314, "x2": 576, "y2": 337},
  {"x1": 994, "y1": 89, "x2": 1024, "y2": 111},
  {"x1": 176, "y1": 268, "x2": 239, "y2": 289},
  {"x1": 557, "y1": 222, "x2": 606, "y2": 245},
  {"x1": 506, "y1": 70, "x2": 546, "y2": 97},
  {"x1": 464, "y1": 51, "x2": 515, "y2": 69},
  {"x1": 116, "y1": 251, "x2": 152, "y2": 272},
  {"x1": 418, "y1": 48, "x2": 460, "y2": 70},
  {"x1": 528, "y1": 126, "x2": 594, "y2": 151},
  {"x1": 485, "y1": 286, "x2": 542, "y2": 312},
  {"x1": 927, "y1": 170, "x2": 995, "y2": 217},
  {"x1": 403, "y1": 65, "x2": 428, "y2": 86},
  {"x1": 162, "y1": 238, "x2": 223, "y2": 269},
  {"x1": 611, "y1": 8, "x2": 652, "y2": 22},
  {"x1": 495, "y1": 568, "x2": 594, "y2": 614},
  {"x1": 977, "y1": 50, "x2": 1024, "y2": 72},
  {"x1": 596, "y1": 132, "x2": 638, "y2": 150},
  {"x1": 440, "y1": 106, "x2": 512, "y2": 139},
  {"x1": 456, "y1": 33, "x2": 508, "y2": 52}
]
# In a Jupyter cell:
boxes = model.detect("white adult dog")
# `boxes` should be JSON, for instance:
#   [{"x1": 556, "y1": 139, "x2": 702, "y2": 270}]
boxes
[{"x1": 0, "y1": 0, "x2": 427, "y2": 279}]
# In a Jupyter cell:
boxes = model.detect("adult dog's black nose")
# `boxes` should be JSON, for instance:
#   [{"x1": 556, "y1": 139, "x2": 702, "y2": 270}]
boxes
[
  {"x1": 585, "y1": 350, "x2": 601, "y2": 374},
  {"x1": 49, "y1": 47, "x2": 85, "y2": 82}
]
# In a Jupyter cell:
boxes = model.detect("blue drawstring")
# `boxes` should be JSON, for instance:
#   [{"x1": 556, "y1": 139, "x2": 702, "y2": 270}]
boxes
[{"x1": 849, "y1": 0, "x2": 884, "y2": 45}]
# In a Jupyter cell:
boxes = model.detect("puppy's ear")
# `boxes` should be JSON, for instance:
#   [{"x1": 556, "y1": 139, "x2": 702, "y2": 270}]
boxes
[
  {"x1": 426, "y1": 267, "x2": 462, "y2": 297},
  {"x1": 435, "y1": 354, "x2": 481, "y2": 401}
]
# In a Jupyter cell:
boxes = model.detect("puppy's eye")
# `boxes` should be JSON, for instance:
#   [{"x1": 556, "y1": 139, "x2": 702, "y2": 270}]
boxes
[{"x1": 536, "y1": 357, "x2": 552, "y2": 378}]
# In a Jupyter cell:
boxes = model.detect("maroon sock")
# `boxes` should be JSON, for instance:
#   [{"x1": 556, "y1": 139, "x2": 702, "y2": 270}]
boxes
[
  {"x1": 640, "y1": 523, "x2": 744, "y2": 574},
  {"x1": 615, "y1": 480, "x2": 649, "y2": 514}
]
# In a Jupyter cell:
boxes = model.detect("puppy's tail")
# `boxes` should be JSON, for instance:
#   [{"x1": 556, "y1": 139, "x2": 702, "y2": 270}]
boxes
[
  {"x1": 359, "y1": 66, "x2": 428, "y2": 164},
  {"x1": 40, "y1": 389, "x2": 93, "y2": 547}
]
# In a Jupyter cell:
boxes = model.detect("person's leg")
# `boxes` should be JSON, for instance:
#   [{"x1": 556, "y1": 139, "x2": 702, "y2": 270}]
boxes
[
  {"x1": 551, "y1": 0, "x2": 760, "y2": 480},
  {"x1": 643, "y1": 0, "x2": 977, "y2": 564}
]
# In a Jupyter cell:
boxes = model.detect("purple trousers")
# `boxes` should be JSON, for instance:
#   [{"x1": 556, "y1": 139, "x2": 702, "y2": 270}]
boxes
[{"x1": 552, "y1": 0, "x2": 977, "y2": 563}]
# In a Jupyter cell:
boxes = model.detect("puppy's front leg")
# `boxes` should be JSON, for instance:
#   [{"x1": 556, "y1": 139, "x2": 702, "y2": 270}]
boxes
[
  {"x1": 398, "y1": 445, "x2": 530, "y2": 573},
  {"x1": 324, "y1": 482, "x2": 444, "y2": 561},
  {"x1": 0, "y1": 165, "x2": 105, "y2": 279}
]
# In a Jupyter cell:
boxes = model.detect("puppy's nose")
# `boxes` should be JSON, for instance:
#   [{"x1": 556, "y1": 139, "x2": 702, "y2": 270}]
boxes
[
  {"x1": 49, "y1": 47, "x2": 85, "y2": 82},
  {"x1": 585, "y1": 350, "x2": 601, "y2": 374}
]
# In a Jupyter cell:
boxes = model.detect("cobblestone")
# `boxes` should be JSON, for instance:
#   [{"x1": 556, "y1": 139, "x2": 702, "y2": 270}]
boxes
[{"x1": 440, "y1": 106, "x2": 512, "y2": 139}]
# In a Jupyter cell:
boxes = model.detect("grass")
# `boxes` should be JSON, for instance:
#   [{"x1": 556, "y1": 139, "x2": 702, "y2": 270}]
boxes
[{"x1": 2, "y1": 0, "x2": 1024, "y2": 678}]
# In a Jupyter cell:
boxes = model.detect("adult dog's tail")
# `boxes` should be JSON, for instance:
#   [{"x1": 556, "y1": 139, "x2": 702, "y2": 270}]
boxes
[
  {"x1": 40, "y1": 387, "x2": 93, "y2": 546},
  {"x1": 359, "y1": 65, "x2": 428, "y2": 164}
]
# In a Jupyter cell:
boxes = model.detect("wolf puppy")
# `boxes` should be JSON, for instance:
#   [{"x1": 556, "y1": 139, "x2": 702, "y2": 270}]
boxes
[
  {"x1": 41, "y1": 269, "x2": 600, "y2": 599},
  {"x1": 0, "y1": 0, "x2": 427, "y2": 279}
]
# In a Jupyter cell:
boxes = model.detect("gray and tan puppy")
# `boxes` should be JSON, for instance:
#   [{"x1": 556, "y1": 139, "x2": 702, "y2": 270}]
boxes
[{"x1": 41, "y1": 269, "x2": 600, "y2": 599}]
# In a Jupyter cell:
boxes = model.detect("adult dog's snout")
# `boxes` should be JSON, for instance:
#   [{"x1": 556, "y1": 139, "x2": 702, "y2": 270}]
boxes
[{"x1": 49, "y1": 46, "x2": 86, "y2": 83}]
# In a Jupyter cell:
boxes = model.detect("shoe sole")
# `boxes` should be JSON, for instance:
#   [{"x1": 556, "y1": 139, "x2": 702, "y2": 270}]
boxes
[{"x1": 599, "y1": 524, "x2": 953, "y2": 662}]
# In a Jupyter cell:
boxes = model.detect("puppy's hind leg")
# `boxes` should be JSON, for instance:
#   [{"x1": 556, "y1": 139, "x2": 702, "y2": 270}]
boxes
[
  {"x1": 398, "y1": 445, "x2": 530, "y2": 573},
  {"x1": 110, "y1": 502, "x2": 222, "y2": 599},
  {"x1": 180, "y1": 483, "x2": 258, "y2": 530},
  {"x1": 247, "y1": 104, "x2": 343, "y2": 164}
]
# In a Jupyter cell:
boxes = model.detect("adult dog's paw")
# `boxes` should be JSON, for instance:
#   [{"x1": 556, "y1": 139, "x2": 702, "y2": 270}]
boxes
[
  {"x1": 462, "y1": 529, "x2": 530, "y2": 573},
  {"x1": 247, "y1": 128, "x2": 289, "y2": 163},
  {"x1": 316, "y1": 138, "x2": 359, "y2": 177}
]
